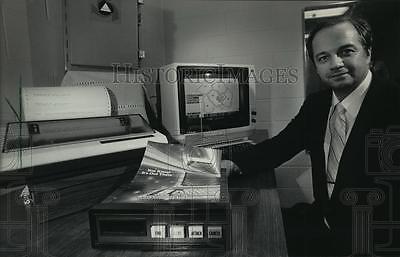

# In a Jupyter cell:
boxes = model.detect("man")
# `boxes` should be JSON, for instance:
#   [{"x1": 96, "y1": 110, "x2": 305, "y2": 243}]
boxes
[{"x1": 224, "y1": 15, "x2": 400, "y2": 256}]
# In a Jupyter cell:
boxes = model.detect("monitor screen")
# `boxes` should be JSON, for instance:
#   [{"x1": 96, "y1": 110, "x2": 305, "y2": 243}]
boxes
[
  {"x1": 184, "y1": 77, "x2": 240, "y2": 118},
  {"x1": 177, "y1": 66, "x2": 250, "y2": 134}
]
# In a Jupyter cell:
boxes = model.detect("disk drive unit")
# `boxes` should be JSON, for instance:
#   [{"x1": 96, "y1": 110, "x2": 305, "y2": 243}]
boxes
[{"x1": 89, "y1": 142, "x2": 231, "y2": 251}]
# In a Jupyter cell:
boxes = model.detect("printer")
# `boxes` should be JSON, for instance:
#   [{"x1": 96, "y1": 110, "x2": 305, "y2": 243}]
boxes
[{"x1": 0, "y1": 71, "x2": 168, "y2": 185}]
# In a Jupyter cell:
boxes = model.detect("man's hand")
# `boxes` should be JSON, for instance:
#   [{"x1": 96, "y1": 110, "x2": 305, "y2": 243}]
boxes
[{"x1": 221, "y1": 160, "x2": 242, "y2": 177}]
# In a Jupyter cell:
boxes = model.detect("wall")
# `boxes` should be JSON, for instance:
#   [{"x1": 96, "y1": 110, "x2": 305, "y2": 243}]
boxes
[
  {"x1": 0, "y1": 0, "x2": 34, "y2": 124},
  {"x1": 0, "y1": 0, "x2": 65, "y2": 124},
  {"x1": 162, "y1": 0, "x2": 340, "y2": 207},
  {"x1": 26, "y1": 0, "x2": 65, "y2": 87},
  {"x1": 0, "y1": 0, "x2": 165, "y2": 123},
  {"x1": 140, "y1": 0, "x2": 166, "y2": 111}
]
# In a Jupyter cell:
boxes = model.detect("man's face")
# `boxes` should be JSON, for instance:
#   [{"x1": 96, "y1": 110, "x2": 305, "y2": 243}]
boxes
[{"x1": 312, "y1": 22, "x2": 371, "y2": 97}]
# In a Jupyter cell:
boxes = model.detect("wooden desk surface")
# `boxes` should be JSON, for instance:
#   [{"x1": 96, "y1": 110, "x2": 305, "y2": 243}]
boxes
[
  {"x1": 1, "y1": 188, "x2": 287, "y2": 257},
  {"x1": 1, "y1": 130, "x2": 287, "y2": 257}
]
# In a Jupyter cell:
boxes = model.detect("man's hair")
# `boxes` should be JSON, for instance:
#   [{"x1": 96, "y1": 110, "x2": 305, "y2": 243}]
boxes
[{"x1": 306, "y1": 15, "x2": 373, "y2": 65}]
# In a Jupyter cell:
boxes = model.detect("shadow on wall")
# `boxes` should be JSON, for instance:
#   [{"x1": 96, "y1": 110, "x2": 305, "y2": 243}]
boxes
[{"x1": 352, "y1": 1, "x2": 400, "y2": 85}]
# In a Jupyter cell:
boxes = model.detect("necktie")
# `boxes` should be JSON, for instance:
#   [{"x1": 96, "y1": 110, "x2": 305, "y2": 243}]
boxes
[{"x1": 326, "y1": 103, "x2": 347, "y2": 197}]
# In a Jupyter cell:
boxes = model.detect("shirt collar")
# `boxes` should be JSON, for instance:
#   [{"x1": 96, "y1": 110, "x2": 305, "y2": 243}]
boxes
[{"x1": 331, "y1": 70, "x2": 372, "y2": 115}]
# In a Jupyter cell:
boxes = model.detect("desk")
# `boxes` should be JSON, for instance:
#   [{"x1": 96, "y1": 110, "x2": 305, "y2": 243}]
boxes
[
  {"x1": 0, "y1": 188, "x2": 287, "y2": 257},
  {"x1": 1, "y1": 130, "x2": 287, "y2": 256}
]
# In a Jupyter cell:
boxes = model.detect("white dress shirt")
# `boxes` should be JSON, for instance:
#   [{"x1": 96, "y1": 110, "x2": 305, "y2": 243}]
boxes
[{"x1": 324, "y1": 70, "x2": 372, "y2": 169}]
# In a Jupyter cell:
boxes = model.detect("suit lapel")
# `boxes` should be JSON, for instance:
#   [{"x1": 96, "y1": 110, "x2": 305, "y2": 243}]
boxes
[
  {"x1": 332, "y1": 76, "x2": 381, "y2": 197},
  {"x1": 310, "y1": 90, "x2": 332, "y2": 203}
]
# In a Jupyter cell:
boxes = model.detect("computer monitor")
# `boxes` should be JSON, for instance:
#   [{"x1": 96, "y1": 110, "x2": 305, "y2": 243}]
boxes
[{"x1": 159, "y1": 63, "x2": 256, "y2": 146}]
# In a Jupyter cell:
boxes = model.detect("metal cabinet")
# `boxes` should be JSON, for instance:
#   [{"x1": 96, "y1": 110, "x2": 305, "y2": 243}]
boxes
[{"x1": 65, "y1": 0, "x2": 138, "y2": 69}]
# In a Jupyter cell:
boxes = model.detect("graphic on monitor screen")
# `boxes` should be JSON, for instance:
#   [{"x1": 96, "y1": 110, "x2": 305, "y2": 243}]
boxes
[{"x1": 184, "y1": 78, "x2": 240, "y2": 119}]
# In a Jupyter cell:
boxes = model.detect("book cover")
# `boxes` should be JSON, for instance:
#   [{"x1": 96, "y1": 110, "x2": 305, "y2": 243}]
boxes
[{"x1": 113, "y1": 142, "x2": 223, "y2": 202}]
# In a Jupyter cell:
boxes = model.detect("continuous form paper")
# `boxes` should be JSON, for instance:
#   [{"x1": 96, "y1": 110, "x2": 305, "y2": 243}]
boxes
[
  {"x1": 21, "y1": 86, "x2": 111, "y2": 121},
  {"x1": 61, "y1": 70, "x2": 149, "y2": 121}
]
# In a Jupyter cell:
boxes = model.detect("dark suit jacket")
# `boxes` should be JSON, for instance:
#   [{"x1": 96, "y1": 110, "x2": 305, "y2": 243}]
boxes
[{"x1": 232, "y1": 74, "x2": 400, "y2": 253}]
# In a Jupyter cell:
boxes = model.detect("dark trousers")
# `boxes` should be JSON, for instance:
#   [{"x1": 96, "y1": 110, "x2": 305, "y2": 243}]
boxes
[{"x1": 282, "y1": 203, "x2": 348, "y2": 257}]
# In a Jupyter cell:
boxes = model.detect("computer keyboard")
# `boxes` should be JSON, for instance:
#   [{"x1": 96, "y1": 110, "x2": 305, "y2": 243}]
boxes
[{"x1": 213, "y1": 141, "x2": 255, "y2": 158}]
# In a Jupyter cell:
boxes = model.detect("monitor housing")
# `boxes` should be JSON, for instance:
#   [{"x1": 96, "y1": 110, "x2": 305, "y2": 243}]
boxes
[{"x1": 159, "y1": 63, "x2": 256, "y2": 146}]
